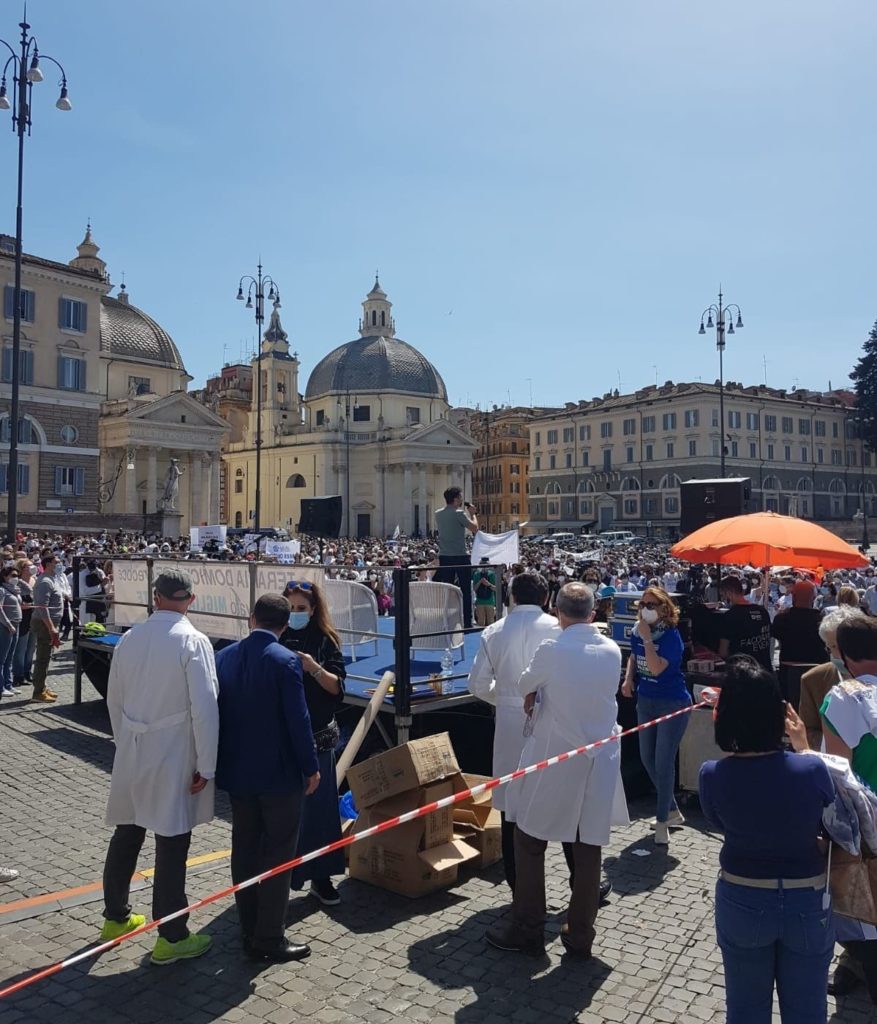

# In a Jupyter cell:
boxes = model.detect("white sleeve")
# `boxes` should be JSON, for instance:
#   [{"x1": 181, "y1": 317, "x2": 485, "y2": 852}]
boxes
[
  {"x1": 467, "y1": 635, "x2": 497, "y2": 705},
  {"x1": 106, "y1": 637, "x2": 125, "y2": 740},
  {"x1": 517, "y1": 639, "x2": 555, "y2": 698},
  {"x1": 185, "y1": 634, "x2": 220, "y2": 779}
]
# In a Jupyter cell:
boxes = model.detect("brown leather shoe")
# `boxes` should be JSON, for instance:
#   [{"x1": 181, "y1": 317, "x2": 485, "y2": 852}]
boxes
[{"x1": 32, "y1": 691, "x2": 56, "y2": 703}]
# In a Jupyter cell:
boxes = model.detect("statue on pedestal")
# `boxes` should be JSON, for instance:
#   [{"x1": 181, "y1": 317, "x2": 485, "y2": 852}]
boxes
[{"x1": 160, "y1": 458, "x2": 185, "y2": 511}]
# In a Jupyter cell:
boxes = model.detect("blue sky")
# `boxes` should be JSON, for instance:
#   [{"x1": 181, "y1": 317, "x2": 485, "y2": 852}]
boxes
[{"x1": 4, "y1": 1, "x2": 876, "y2": 408}]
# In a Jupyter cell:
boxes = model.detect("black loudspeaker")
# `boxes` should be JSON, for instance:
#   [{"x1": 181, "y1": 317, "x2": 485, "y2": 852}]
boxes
[
  {"x1": 680, "y1": 478, "x2": 751, "y2": 535},
  {"x1": 298, "y1": 495, "x2": 343, "y2": 538}
]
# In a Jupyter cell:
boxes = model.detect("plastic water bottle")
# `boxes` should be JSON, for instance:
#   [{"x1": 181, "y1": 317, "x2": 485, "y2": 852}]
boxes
[{"x1": 441, "y1": 648, "x2": 454, "y2": 694}]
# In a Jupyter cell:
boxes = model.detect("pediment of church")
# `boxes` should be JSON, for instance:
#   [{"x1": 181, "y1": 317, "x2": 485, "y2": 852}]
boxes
[
  {"x1": 127, "y1": 391, "x2": 229, "y2": 431},
  {"x1": 403, "y1": 419, "x2": 476, "y2": 449}
]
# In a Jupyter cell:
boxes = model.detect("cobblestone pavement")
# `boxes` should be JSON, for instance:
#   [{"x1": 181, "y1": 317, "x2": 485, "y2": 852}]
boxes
[{"x1": 0, "y1": 650, "x2": 871, "y2": 1023}]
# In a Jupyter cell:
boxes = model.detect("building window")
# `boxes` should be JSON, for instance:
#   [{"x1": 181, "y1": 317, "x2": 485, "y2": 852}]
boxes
[
  {"x1": 665, "y1": 495, "x2": 679, "y2": 514},
  {"x1": 127, "y1": 375, "x2": 151, "y2": 396},
  {"x1": 352, "y1": 405, "x2": 370, "y2": 422},
  {"x1": 59, "y1": 297, "x2": 88, "y2": 332},
  {"x1": 731, "y1": 441, "x2": 739, "y2": 457},
  {"x1": 626, "y1": 446, "x2": 634, "y2": 463},
  {"x1": 547, "y1": 429, "x2": 558, "y2": 444},
  {"x1": 563, "y1": 427, "x2": 573, "y2": 443},
  {"x1": 535, "y1": 432, "x2": 541, "y2": 445},
  {"x1": 579, "y1": 424, "x2": 590, "y2": 441},
  {"x1": 623, "y1": 497, "x2": 638, "y2": 515},
  {"x1": 817, "y1": 448, "x2": 824, "y2": 464},
  {"x1": 0, "y1": 463, "x2": 29, "y2": 495},
  {"x1": 60, "y1": 424, "x2": 78, "y2": 444},
  {"x1": 832, "y1": 422, "x2": 839, "y2": 439},
  {"x1": 801, "y1": 447, "x2": 809, "y2": 462},
  {"x1": 767, "y1": 443, "x2": 774, "y2": 460},
  {"x1": 642, "y1": 415, "x2": 656, "y2": 433},
  {"x1": 234, "y1": 479, "x2": 243, "y2": 493},
  {"x1": 0, "y1": 416, "x2": 36, "y2": 444},
  {"x1": 315, "y1": 409, "x2": 325, "y2": 426},
  {"x1": 728, "y1": 411, "x2": 741, "y2": 429},
  {"x1": 57, "y1": 355, "x2": 86, "y2": 391},
  {"x1": 581, "y1": 451, "x2": 589, "y2": 467},
  {"x1": 579, "y1": 499, "x2": 591, "y2": 515},
  {"x1": 749, "y1": 442, "x2": 757, "y2": 459},
  {"x1": 1, "y1": 347, "x2": 34, "y2": 384},
  {"x1": 666, "y1": 442, "x2": 674, "y2": 459},
  {"x1": 711, "y1": 409, "x2": 720, "y2": 428},
  {"x1": 645, "y1": 444, "x2": 653, "y2": 461},
  {"x1": 784, "y1": 445, "x2": 792, "y2": 461},
  {"x1": 54, "y1": 466, "x2": 85, "y2": 496},
  {"x1": 799, "y1": 418, "x2": 811, "y2": 435},
  {"x1": 603, "y1": 450, "x2": 612, "y2": 471},
  {"x1": 549, "y1": 455, "x2": 556, "y2": 469},
  {"x1": 689, "y1": 440, "x2": 697, "y2": 457},
  {"x1": 848, "y1": 449, "x2": 858, "y2": 467},
  {"x1": 534, "y1": 456, "x2": 541, "y2": 470},
  {"x1": 3, "y1": 286, "x2": 35, "y2": 322},
  {"x1": 547, "y1": 501, "x2": 558, "y2": 516},
  {"x1": 782, "y1": 416, "x2": 793, "y2": 434},
  {"x1": 712, "y1": 439, "x2": 721, "y2": 457},
  {"x1": 746, "y1": 413, "x2": 759, "y2": 430},
  {"x1": 565, "y1": 453, "x2": 572, "y2": 468},
  {"x1": 684, "y1": 410, "x2": 699, "y2": 428},
  {"x1": 510, "y1": 441, "x2": 517, "y2": 453},
  {"x1": 600, "y1": 422, "x2": 612, "y2": 439},
  {"x1": 286, "y1": 474, "x2": 306, "y2": 487},
  {"x1": 510, "y1": 463, "x2": 520, "y2": 475},
  {"x1": 815, "y1": 420, "x2": 826, "y2": 437},
  {"x1": 662, "y1": 412, "x2": 677, "y2": 430},
  {"x1": 644, "y1": 497, "x2": 657, "y2": 514},
  {"x1": 764, "y1": 415, "x2": 777, "y2": 432},
  {"x1": 623, "y1": 418, "x2": 636, "y2": 436}
]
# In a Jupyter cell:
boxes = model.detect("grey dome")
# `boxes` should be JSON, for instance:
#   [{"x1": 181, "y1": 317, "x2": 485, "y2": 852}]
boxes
[
  {"x1": 305, "y1": 335, "x2": 447, "y2": 401},
  {"x1": 100, "y1": 295, "x2": 185, "y2": 370}
]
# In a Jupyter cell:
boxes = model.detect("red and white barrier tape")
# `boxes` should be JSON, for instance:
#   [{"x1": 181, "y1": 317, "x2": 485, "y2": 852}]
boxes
[{"x1": 0, "y1": 698, "x2": 711, "y2": 999}]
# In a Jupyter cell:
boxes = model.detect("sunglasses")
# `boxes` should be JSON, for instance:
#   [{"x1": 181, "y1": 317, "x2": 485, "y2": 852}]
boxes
[
  {"x1": 639, "y1": 601, "x2": 661, "y2": 609},
  {"x1": 285, "y1": 580, "x2": 314, "y2": 592}
]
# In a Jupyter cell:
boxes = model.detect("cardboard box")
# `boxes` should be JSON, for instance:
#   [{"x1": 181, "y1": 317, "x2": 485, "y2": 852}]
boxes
[
  {"x1": 346, "y1": 732, "x2": 461, "y2": 809},
  {"x1": 452, "y1": 773, "x2": 495, "y2": 829},
  {"x1": 454, "y1": 809, "x2": 503, "y2": 869},
  {"x1": 354, "y1": 779, "x2": 454, "y2": 852},
  {"x1": 349, "y1": 833, "x2": 479, "y2": 898}
]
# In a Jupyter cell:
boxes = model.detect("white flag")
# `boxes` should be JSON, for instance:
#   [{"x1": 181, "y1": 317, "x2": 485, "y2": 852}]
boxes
[
  {"x1": 392, "y1": 524, "x2": 401, "y2": 539},
  {"x1": 471, "y1": 529, "x2": 520, "y2": 567}
]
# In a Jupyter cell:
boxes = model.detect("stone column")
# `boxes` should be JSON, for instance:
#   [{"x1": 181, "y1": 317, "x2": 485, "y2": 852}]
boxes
[
  {"x1": 417, "y1": 463, "x2": 427, "y2": 537},
  {"x1": 403, "y1": 463, "x2": 412, "y2": 535},
  {"x1": 126, "y1": 448, "x2": 139, "y2": 515},
  {"x1": 191, "y1": 452, "x2": 203, "y2": 527},
  {"x1": 463, "y1": 463, "x2": 473, "y2": 503},
  {"x1": 374, "y1": 464, "x2": 385, "y2": 540},
  {"x1": 209, "y1": 453, "x2": 221, "y2": 524},
  {"x1": 146, "y1": 448, "x2": 158, "y2": 514}
]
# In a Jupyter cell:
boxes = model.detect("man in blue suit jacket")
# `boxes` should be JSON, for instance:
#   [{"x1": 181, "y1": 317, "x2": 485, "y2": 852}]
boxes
[{"x1": 215, "y1": 594, "x2": 320, "y2": 963}]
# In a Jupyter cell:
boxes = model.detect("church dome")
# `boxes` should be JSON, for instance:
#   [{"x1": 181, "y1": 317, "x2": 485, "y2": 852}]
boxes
[
  {"x1": 100, "y1": 294, "x2": 186, "y2": 371},
  {"x1": 304, "y1": 279, "x2": 447, "y2": 401}
]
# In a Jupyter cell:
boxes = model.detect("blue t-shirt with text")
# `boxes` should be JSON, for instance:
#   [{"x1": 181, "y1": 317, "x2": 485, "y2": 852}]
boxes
[{"x1": 629, "y1": 625, "x2": 689, "y2": 701}]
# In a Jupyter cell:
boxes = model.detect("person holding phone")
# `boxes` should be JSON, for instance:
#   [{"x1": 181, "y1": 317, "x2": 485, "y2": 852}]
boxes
[{"x1": 621, "y1": 586, "x2": 691, "y2": 845}]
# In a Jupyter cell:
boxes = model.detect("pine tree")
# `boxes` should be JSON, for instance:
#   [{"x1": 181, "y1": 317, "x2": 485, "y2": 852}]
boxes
[{"x1": 850, "y1": 319, "x2": 877, "y2": 451}]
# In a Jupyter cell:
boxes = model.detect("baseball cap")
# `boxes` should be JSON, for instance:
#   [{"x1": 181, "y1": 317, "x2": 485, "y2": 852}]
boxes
[{"x1": 154, "y1": 567, "x2": 194, "y2": 600}]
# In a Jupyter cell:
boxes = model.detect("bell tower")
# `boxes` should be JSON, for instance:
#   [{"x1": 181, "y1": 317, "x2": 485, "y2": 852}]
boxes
[
  {"x1": 251, "y1": 300, "x2": 301, "y2": 440},
  {"x1": 359, "y1": 275, "x2": 395, "y2": 337}
]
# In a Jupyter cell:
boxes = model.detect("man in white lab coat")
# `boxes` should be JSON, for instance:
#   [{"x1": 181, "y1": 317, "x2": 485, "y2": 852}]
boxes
[
  {"x1": 488, "y1": 582, "x2": 628, "y2": 958},
  {"x1": 467, "y1": 571, "x2": 560, "y2": 890},
  {"x1": 100, "y1": 568, "x2": 220, "y2": 967}
]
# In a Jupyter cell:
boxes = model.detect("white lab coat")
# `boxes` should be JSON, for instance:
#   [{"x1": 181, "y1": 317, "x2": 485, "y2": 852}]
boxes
[
  {"x1": 467, "y1": 605, "x2": 561, "y2": 812},
  {"x1": 105, "y1": 611, "x2": 220, "y2": 837},
  {"x1": 505, "y1": 623, "x2": 629, "y2": 845}
]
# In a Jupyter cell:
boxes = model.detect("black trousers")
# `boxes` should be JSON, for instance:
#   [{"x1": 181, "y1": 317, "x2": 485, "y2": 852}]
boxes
[
  {"x1": 501, "y1": 812, "x2": 593, "y2": 894},
  {"x1": 230, "y1": 789, "x2": 304, "y2": 947},
  {"x1": 434, "y1": 555, "x2": 473, "y2": 628},
  {"x1": 103, "y1": 825, "x2": 191, "y2": 942}
]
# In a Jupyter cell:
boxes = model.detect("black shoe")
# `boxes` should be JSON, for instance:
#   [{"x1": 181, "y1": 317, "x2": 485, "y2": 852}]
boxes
[
  {"x1": 599, "y1": 879, "x2": 612, "y2": 906},
  {"x1": 310, "y1": 879, "x2": 341, "y2": 906},
  {"x1": 485, "y1": 925, "x2": 544, "y2": 956},
  {"x1": 247, "y1": 940, "x2": 311, "y2": 963},
  {"x1": 560, "y1": 925, "x2": 593, "y2": 959}
]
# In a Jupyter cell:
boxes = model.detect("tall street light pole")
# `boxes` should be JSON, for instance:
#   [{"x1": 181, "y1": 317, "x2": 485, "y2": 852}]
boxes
[
  {"x1": 236, "y1": 263, "x2": 280, "y2": 535},
  {"x1": 699, "y1": 288, "x2": 744, "y2": 479},
  {"x1": 339, "y1": 388, "x2": 357, "y2": 537},
  {"x1": 0, "y1": 17, "x2": 71, "y2": 543}
]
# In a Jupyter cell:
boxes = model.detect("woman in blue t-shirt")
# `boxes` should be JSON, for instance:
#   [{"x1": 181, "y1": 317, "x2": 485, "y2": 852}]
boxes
[
  {"x1": 699, "y1": 660, "x2": 834, "y2": 1024},
  {"x1": 621, "y1": 586, "x2": 691, "y2": 845}
]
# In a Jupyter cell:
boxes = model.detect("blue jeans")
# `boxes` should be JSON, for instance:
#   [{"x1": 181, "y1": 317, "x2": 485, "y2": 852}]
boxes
[
  {"x1": 716, "y1": 879, "x2": 833, "y2": 1023},
  {"x1": 0, "y1": 625, "x2": 18, "y2": 688},
  {"x1": 12, "y1": 626, "x2": 35, "y2": 682},
  {"x1": 636, "y1": 694, "x2": 690, "y2": 821}
]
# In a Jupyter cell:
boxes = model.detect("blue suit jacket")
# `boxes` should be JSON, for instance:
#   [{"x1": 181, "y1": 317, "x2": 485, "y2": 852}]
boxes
[{"x1": 215, "y1": 630, "x2": 319, "y2": 796}]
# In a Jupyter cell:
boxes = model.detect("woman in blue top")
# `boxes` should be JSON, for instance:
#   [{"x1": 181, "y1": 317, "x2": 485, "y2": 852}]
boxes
[
  {"x1": 699, "y1": 660, "x2": 834, "y2": 1024},
  {"x1": 621, "y1": 586, "x2": 690, "y2": 845}
]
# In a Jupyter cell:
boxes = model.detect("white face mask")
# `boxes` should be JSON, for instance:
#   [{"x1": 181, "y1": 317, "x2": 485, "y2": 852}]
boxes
[{"x1": 640, "y1": 607, "x2": 659, "y2": 625}]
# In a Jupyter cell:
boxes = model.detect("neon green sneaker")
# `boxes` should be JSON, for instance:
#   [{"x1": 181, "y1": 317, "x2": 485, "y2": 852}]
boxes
[
  {"x1": 150, "y1": 932, "x2": 212, "y2": 966},
  {"x1": 100, "y1": 913, "x2": 146, "y2": 941}
]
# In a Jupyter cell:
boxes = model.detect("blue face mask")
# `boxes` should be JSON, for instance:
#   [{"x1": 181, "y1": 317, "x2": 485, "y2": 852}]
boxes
[
  {"x1": 831, "y1": 656, "x2": 847, "y2": 675},
  {"x1": 288, "y1": 611, "x2": 310, "y2": 630}
]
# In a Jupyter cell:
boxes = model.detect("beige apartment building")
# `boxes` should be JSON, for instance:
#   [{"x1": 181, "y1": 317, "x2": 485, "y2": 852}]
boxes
[{"x1": 527, "y1": 380, "x2": 873, "y2": 538}]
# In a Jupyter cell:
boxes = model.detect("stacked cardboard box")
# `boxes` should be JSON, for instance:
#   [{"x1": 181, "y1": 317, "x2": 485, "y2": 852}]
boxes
[
  {"x1": 452, "y1": 773, "x2": 502, "y2": 868},
  {"x1": 346, "y1": 733, "x2": 479, "y2": 897}
]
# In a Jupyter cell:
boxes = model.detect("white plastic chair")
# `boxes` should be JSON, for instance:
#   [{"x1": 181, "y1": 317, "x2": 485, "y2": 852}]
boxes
[
  {"x1": 408, "y1": 581, "x2": 465, "y2": 663},
  {"x1": 323, "y1": 579, "x2": 380, "y2": 661}
]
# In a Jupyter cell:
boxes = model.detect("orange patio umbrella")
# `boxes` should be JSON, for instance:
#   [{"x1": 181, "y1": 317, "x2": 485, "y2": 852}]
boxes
[{"x1": 670, "y1": 511, "x2": 869, "y2": 570}]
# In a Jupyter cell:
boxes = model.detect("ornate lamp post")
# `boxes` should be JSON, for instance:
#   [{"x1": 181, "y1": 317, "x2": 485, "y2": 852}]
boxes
[
  {"x1": 699, "y1": 289, "x2": 744, "y2": 479},
  {"x1": 1, "y1": 16, "x2": 71, "y2": 542},
  {"x1": 236, "y1": 263, "x2": 280, "y2": 534}
]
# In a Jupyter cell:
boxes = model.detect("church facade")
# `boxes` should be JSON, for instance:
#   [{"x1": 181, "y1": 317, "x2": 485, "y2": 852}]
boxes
[{"x1": 220, "y1": 279, "x2": 476, "y2": 537}]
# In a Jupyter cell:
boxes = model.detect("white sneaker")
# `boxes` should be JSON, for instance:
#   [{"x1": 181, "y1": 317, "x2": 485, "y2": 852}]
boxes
[
  {"x1": 654, "y1": 822, "x2": 670, "y2": 846},
  {"x1": 650, "y1": 809, "x2": 685, "y2": 829},
  {"x1": 0, "y1": 867, "x2": 19, "y2": 882}
]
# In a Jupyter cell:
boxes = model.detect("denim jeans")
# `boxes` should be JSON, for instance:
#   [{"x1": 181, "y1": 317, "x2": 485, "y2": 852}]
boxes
[
  {"x1": 0, "y1": 625, "x2": 18, "y2": 688},
  {"x1": 635, "y1": 694, "x2": 691, "y2": 821},
  {"x1": 715, "y1": 879, "x2": 833, "y2": 1023},
  {"x1": 13, "y1": 627, "x2": 35, "y2": 682}
]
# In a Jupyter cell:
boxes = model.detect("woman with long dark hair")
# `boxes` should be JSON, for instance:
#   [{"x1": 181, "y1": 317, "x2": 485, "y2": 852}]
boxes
[
  {"x1": 279, "y1": 579, "x2": 347, "y2": 906},
  {"x1": 700, "y1": 658, "x2": 834, "y2": 1023}
]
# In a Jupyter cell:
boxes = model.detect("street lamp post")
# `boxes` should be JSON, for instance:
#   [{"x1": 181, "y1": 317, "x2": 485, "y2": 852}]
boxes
[
  {"x1": 338, "y1": 389, "x2": 357, "y2": 537},
  {"x1": 1, "y1": 17, "x2": 71, "y2": 543},
  {"x1": 858, "y1": 415, "x2": 871, "y2": 552},
  {"x1": 236, "y1": 263, "x2": 280, "y2": 535},
  {"x1": 699, "y1": 289, "x2": 744, "y2": 479}
]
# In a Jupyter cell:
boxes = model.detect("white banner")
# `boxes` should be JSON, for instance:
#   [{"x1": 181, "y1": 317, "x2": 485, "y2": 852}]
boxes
[
  {"x1": 470, "y1": 529, "x2": 520, "y2": 567},
  {"x1": 263, "y1": 539, "x2": 301, "y2": 563}
]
